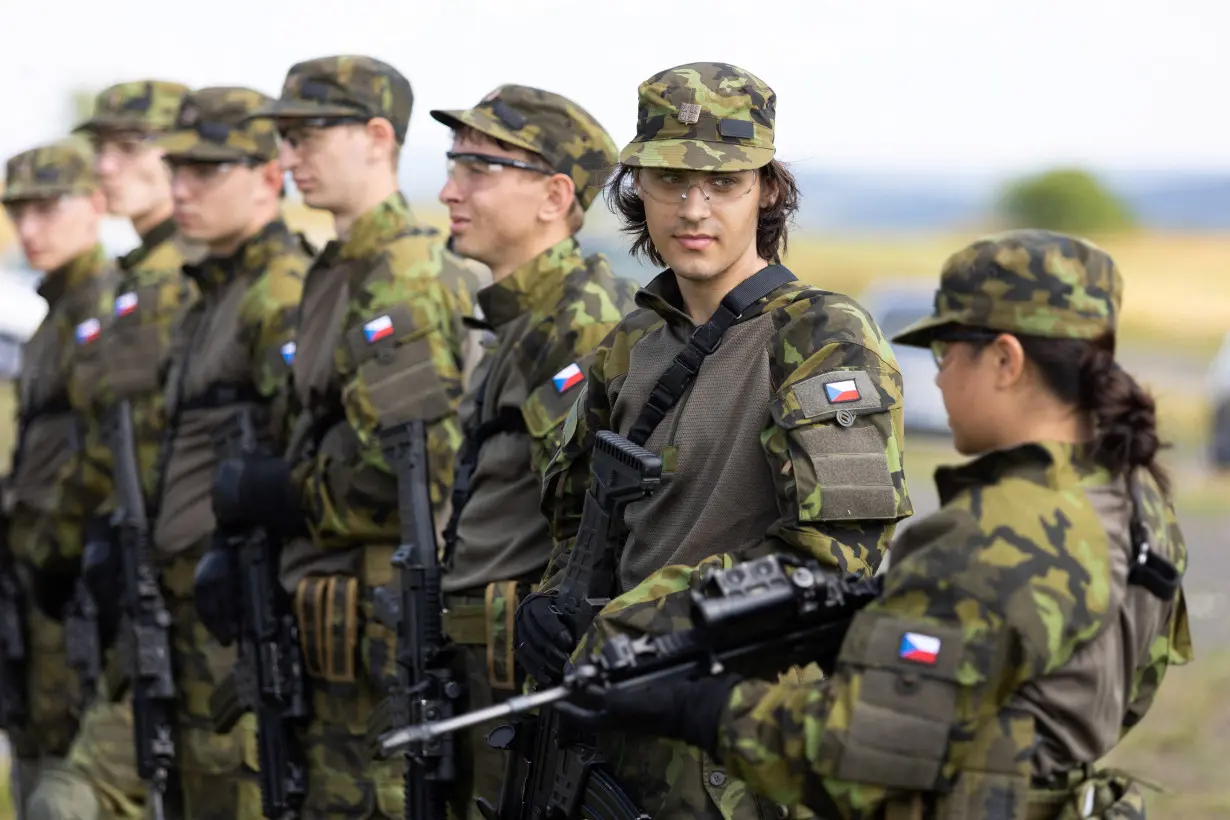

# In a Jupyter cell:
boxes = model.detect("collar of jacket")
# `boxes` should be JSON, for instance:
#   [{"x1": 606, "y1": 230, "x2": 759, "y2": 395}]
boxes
[
  {"x1": 477, "y1": 236, "x2": 583, "y2": 328},
  {"x1": 331, "y1": 191, "x2": 423, "y2": 262},
  {"x1": 933, "y1": 441, "x2": 1093, "y2": 505},
  {"x1": 38, "y1": 243, "x2": 107, "y2": 307},
  {"x1": 634, "y1": 265, "x2": 788, "y2": 328},
  {"x1": 182, "y1": 218, "x2": 293, "y2": 292},
  {"x1": 118, "y1": 216, "x2": 178, "y2": 272}
]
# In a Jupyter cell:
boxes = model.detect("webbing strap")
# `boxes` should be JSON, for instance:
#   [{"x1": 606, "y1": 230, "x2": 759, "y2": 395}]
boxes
[{"x1": 626, "y1": 264, "x2": 797, "y2": 446}]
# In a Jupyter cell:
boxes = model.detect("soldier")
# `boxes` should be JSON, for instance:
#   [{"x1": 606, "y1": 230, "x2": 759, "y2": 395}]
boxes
[
  {"x1": 136, "y1": 86, "x2": 309, "y2": 819},
  {"x1": 210, "y1": 55, "x2": 485, "y2": 819},
  {"x1": 428, "y1": 85, "x2": 637, "y2": 813},
  {"x1": 1, "y1": 139, "x2": 118, "y2": 816},
  {"x1": 571, "y1": 230, "x2": 1194, "y2": 819},
  {"x1": 516, "y1": 62, "x2": 913, "y2": 819},
  {"x1": 31, "y1": 78, "x2": 195, "y2": 820}
]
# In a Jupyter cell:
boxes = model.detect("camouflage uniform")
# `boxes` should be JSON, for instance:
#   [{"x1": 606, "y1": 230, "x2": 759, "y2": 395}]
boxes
[
  {"x1": 429, "y1": 86, "x2": 637, "y2": 815},
  {"x1": 539, "y1": 64, "x2": 912, "y2": 820},
  {"x1": 38, "y1": 79, "x2": 196, "y2": 820},
  {"x1": 707, "y1": 231, "x2": 1194, "y2": 818},
  {"x1": 145, "y1": 88, "x2": 308, "y2": 820},
  {"x1": 244, "y1": 57, "x2": 486, "y2": 819},
  {"x1": 1, "y1": 139, "x2": 119, "y2": 814}
]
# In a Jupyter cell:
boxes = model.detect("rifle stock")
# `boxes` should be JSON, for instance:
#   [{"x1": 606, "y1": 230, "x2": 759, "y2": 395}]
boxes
[{"x1": 212, "y1": 410, "x2": 308, "y2": 820}]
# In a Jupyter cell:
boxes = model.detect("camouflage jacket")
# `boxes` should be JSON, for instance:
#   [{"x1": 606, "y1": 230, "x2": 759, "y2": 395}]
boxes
[
  {"x1": 96, "y1": 217, "x2": 199, "y2": 509},
  {"x1": 280, "y1": 193, "x2": 484, "y2": 586},
  {"x1": 151, "y1": 218, "x2": 307, "y2": 558},
  {"x1": 714, "y1": 442, "x2": 1192, "y2": 818},
  {"x1": 542, "y1": 271, "x2": 912, "y2": 819},
  {"x1": 443, "y1": 237, "x2": 637, "y2": 593},
  {"x1": 6, "y1": 245, "x2": 119, "y2": 572}
]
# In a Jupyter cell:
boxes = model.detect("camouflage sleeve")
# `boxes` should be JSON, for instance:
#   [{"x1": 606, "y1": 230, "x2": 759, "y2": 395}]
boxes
[
  {"x1": 1120, "y1": 588, "x2": 1194, "y2": 736},
  {"x1": 714, "y1": 496, "x2": 1112, "y2": 814},
  {"x1": 536, "y1": 337, "x2": 615, "y2": 591},
  {"x1": 238, "y1": 263, "x2": 304, "y2": 447},
  {"x1": 295, "y1": 261, "x2": 468, "y2": 547}
]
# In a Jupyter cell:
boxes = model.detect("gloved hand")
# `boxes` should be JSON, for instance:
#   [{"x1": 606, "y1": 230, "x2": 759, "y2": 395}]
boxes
[
  {"x1": 555, "y1": 671, "x2": 740, "y2": 759},
  {"x1": 82, "y1": 516, "x2": 122, "y2": 643},
  {"x1": 194, "y1": 530, "x2": 240, "y2": 646},
  {"x1": 514, "y1": 591, "x2": 577, "y2": 686},
  {"x1": 212, "y1": 454, "x2": 301, "y2": 534}
]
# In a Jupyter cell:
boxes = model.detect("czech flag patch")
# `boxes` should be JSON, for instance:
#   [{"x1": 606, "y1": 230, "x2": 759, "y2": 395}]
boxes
[
  {"x1": 75, "y1": 317, "x2": 101, "y2": 345},
  {"x1": 363, "y1": 314, "x2": 394, "y2": 344},
  {"x1": 114, "y1": 291, "x2": 139, "y2": 317},
  {"x1": 824, "y1": 379, "x2": 860, "y2": 404},
  {"x1": 898, "y1": 632, "x2": 941, "y2": 665},
  {"x1": 280, "y1": 341, "x2": 296, "y2": 365},
  {"x1": 552, "y1": 362, "x2": 585, "y2": 393}
]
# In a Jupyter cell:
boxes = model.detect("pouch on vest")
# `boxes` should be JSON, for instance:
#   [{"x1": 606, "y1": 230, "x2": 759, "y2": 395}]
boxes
[
  {"x1": 342, "y1": 303, "x2": 456, "y2": 433},
  {"x1": 769, "y1": 366, "x2": 902, "y2": 523},
  {"x1": 294, "y1": 574, "x2": 360, "y2": 684},
  {"x1": 485, "y1": 580, "x2": 535, "y2": 692}
]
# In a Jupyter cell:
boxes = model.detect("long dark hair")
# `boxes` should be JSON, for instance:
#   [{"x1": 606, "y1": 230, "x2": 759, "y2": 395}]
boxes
[
  {"x1": 604, "y1": 160, "x2": 801, "y2": 267},
  {"x1": 973, "y1": 331, "x2": 1168, "y2": 491}
]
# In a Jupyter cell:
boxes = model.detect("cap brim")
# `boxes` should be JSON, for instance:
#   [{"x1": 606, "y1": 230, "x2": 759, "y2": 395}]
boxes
[
  {"x1": 890, "y1": 315, "x2": 954, "y2": 348},
  {"x1": 1, "y1": 184, "x2": 92, "y2": 204},
  {"x1": 72, "y1": 114, "x2": 161, "y2": 135},
  {"x1": 156, "y1": 132, "x2": 259, "y2": 162},
  {"x1": 619, "y1": 139, "x2": 774, "y2": 172},
  {"x1": 430, "y1": 107, "x2": 541, "y2": 158},
  {"x1": 243, "y1": 98, "x2": 363, "y2": 122}
]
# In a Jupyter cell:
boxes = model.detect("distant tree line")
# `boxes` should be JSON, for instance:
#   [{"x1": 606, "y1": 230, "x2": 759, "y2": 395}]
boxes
[{"x1": 998, "y1": 168, "x2": 1136, "y2": 234}]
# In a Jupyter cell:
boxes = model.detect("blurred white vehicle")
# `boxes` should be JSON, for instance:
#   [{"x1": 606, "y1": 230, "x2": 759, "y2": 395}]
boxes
[{"x1": 856, "y1": 279, "x2": 950, "y2": 436}]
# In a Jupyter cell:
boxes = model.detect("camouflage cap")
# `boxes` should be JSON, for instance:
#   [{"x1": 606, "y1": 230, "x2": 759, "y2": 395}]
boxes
[
  {"x1": 619, "y1": 62, "x2": 776, "y2": 172},
  {"x1": 892, "y1": 229, "x2": 1124, "y2": 348},
  {"x1": 157, "y1": 87, "x2": 280, "y2": 162},
  {"x1": 73, "y1": 80, "x2": 190, "y2": 135},
  {"x1": 245, "y1": 55, "x2": 413, "y2": 142},
  {"x1": 3, "y1": 138, "x2": 97, "y2": 204},
  {"x1": 431, "y1": 85, "x2": 617, "y2": 210}
]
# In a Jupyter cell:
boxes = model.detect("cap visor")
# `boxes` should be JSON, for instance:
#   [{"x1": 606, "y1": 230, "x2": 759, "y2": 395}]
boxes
[
  {"x1": 430, "y1": 108, "x2": 541, "y2": 157},
  {"x1": 242, "y1": 99, "x2": 360, "y2": 122},
  {"x1": 1, "y1": 184, "x2": 90, "y2": 204},
  {"x1": 72, "y1": 114, "x2": 159, "y2": 135},
  {"x1": 890, "y1": 315, "x2": 952, "y2": 348},
  {"x1": 619, "y1": 139, "x2": 774, "y2": 172}
]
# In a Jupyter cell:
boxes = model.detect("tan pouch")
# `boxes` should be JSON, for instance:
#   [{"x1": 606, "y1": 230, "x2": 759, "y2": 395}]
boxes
[
  {"x1": 484, "y1": 581, "x2": 523, "y2": 691},
  {"x1": 294, "y1": 574, "x2": 360, "y2": 684}
]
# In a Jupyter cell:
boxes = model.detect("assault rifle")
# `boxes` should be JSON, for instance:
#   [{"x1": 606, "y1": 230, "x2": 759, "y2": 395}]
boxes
[
  {"x1": 0, "y1": 514, "x2": 28, "y2": 738},
  {"x1": 109, "y1": 399, "x2": 180, "y2": 820},
  {"x1": 209, "y1": 410, "x2": 308, "y2": 820},
  {"x1": 372, "y1": 419, "x2": 458, "y2": 820},
  {"x1": 63, "y1": 574, "x2": 102, "y2": 710},
  {"x1": 380, "y1": 555, "x2": 882, "y2": 819}
]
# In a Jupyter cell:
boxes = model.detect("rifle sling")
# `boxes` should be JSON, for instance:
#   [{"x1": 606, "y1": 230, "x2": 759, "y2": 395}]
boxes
[{"x1": 625, "y1": 264, "x2": 796, "y2": 447}]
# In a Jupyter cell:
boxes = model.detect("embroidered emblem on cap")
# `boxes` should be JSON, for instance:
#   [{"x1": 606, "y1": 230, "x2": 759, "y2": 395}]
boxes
[
  {"x1": 75, "y1": 317, "x2": 101, "y2": 345},
  {"x1": 280, "y1": 341, "x2": 296, "y2": 365},
  {"x1": 363, "y1": 314, "x2": 394, "y2": 344},
  {"x1": 677, "y1": 103, "x2": 701, "y2": 125},
  {"x1": 552, "y1": 362, "x2": 585, "y2": 393},
  {"x1": 179, "y1": 103, "x2": 200, "y2": 128},
  {"x1": 824, "y1": 379, "x2": 861, "y2": 404},
  {"x1": 898, "y1": 632, "x2": 941, "y2": 665},
  {"x1": 114, "y1": 291, "x2": 138, "y2": 317}
]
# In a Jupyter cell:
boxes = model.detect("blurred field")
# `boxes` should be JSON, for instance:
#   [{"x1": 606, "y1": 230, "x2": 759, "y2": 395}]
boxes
[{"x1": 1, "y1": 226, "x2": 1227, "y2": 817}]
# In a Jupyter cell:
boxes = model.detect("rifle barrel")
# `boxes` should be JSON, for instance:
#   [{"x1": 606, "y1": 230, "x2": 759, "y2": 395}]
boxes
[{"x1": 379, "y1": 685, "x2": 568, "y2": 756}]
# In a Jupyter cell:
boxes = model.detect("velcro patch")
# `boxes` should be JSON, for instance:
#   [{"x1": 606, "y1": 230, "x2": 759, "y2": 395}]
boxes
[
  {"x1": 718, "y1": 119, "x2": 755, "y2": 140},
  {"x1": 792, "y1": 369, "x2": 886, "y2": 421}
]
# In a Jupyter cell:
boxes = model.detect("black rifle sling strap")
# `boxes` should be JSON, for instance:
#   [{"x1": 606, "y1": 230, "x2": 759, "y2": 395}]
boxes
[{"x1": 625, "y1": 263, "x2": 797, "y2": 447}]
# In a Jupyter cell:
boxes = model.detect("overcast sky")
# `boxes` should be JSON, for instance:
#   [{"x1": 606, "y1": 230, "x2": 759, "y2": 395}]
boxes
[{"x1": 2, "y1": 0, "x2": 1225, "y2": 185}]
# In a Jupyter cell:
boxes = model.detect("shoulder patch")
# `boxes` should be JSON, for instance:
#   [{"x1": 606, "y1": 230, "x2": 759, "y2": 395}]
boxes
[
  {"x1": 75, "y1": 317, "x2": 101, "y2": 345},
  {"x1": 791, "y1": 369, "x2": 886, "y2": 421},
  {"x1": 280, "y1": 341, "x2": 297, "y2": 365},
  {"x1": 363, "y1": 314, "x2": 395, "y2": 344},
  {"x1": 552, "y1": 362, "x2": 585, "y2": 394},
  {"x1": 114, "y1": 291, "x2": 139, "y2": 317}
]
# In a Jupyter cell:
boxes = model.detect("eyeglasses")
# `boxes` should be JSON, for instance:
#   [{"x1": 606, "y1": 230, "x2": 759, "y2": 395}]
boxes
[
  {"x1": 445, "y1": 151, "x2": 554, "y2": 190},
  {"x1": 278, "y1": 117, "x2": 371, "y2": 149},
  {"x1": 166, "y1": 159, "x2": 258, "y2": 188},
  {"x1": 635, "y1": 168, "x2": 756, "y2": 205},
  {"x1": 929, "y1": 330, "x2": 1002, "y2": 369}
]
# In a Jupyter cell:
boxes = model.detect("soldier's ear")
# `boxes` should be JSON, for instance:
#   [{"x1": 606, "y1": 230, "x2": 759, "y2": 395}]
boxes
[
  {"x1": 989, "y1": 333, "x2": 1027, "y2": 390},
  {"x1": 538, "y1": 173, "x2": 576, "y2": 225},
  {"x1": 258, "y1": 160, "x2": 283, "y2": 198},
  {"x1": 757, "y1": 169, "x2": 779, "y2": 210},
  {"x1": 364, "y1": 117, "x2": 397, "y2": 166}
]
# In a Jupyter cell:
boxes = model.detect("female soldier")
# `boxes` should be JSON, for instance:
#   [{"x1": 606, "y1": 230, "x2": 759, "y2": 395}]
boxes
[{"x1": 574, "y1": 229, "x2": 1193, "y2": 819}]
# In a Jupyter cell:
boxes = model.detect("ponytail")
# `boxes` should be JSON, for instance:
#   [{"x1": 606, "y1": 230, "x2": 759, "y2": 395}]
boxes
[{"x1": 1017, "y1": 333, "x2": 1170, "y2": 493}]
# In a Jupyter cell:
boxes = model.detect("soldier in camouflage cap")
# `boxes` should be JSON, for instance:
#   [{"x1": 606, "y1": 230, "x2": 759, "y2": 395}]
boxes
[
  {"x1": 3, "y1": 138, "x2": 117, "y2": 820},
  {"x1": 515, "y1": 62, "x2": 910, "y2": 820},
  {"x1": 428, "y1": 84, "x2": 635, "y2": 815},
  {"x1": 568, "y1": 229, "x2": 1191, "y2": 820},
  {"x1": 158, "y1": 86, "x2": 281, "y2": 164}
]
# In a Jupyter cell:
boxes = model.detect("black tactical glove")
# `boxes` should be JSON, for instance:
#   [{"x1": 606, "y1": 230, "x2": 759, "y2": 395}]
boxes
[
  {"x1": 81, "y1": 516, "x2": 122, "y2": 644},
  {"x1": 193, "y1": 530, "x2": 240, "y2": 646},
  {"x1": 212, "y1": 454, "x2": 301, "y2": 535},
  {"x1": 513, "y1": 591, "x2": 576, "y2": 686},
  {"x1": 555, "y1": 672, "x2": 740, "y2": 760}
]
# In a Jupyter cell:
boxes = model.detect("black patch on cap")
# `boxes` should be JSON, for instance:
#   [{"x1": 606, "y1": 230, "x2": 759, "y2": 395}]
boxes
[
  {"x1": 492, "y1": 100, "x2": 527, "y2": 132},
  {"x1": 198, "y1": 122, "x2": 232, "y2": 142},
  {"x1": 718, "y1": 119, "x2": 754, "y2": 140}
]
